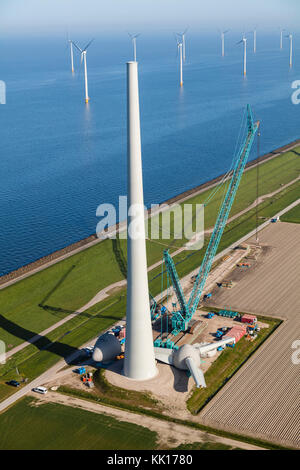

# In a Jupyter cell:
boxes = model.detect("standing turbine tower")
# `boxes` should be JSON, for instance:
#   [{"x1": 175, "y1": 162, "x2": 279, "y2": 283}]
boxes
[
  {"x1": 237, "y1": 34, "x2": 247, "y2": 76},
  {"x1": 286, "y1": 33, "x2": 293, "y2": 67},
  {"x1": 128, "y1": 33, "x2": 140, "y2": 62},
  {"x1": 73, "y1": 39, "x2": 94, "y2": 103},
  {"x1": 280, "y1": 28, "x2": 285, "y2": 50},
  {"x1": 67, "y1": 38, "x2": 75, "y2": 73},
  {"x1": 253, "y1": 28, "x2": 257, "y2": 53},
  {"x1": 176, "y1": 28, "x2": 188, "y2": 62},
  {"x1": 177, "y1": 40, "x2": 183, "y2": 87},
  {"x1": 124, "y1": 61, "x2": 157, "y2": 381},
  {"x1": 220, "y1": 30, "x2": 230, "y2": 57}
]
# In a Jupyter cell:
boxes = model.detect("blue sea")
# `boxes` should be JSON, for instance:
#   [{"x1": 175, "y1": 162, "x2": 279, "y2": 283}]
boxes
[{"x1": 0, "y1": 32, "x2": 299, "y2": 276}]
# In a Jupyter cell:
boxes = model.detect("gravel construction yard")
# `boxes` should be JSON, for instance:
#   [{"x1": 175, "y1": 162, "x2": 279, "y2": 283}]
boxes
[{"x1": 199, "y1": 222, "x2": 300, "y2": 449}]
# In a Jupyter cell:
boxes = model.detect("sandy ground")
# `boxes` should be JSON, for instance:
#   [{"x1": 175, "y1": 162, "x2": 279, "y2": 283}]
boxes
[
  {"x1": 106, "y1": 360, "x2": 193, "y2": 419},
  {"x1": 103, "y1": 310, "x2": 268, "y2": 418},
  {"x1": 29, "y1": 391, "x2": 264, "y2": 450},
  {"x1": 199, "y1": 222, "x2": 300, "y2": 449}
]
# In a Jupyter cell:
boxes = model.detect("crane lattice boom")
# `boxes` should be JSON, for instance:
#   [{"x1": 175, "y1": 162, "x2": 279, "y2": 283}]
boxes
[{"x1": 163, "y1": 105, "x2": 259, "y2": 334}]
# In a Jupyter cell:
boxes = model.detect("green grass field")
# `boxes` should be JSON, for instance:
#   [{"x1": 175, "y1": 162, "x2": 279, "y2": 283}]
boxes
[
  {"x1": 280, "y1": 202, "x2": 300, "y2": 224},
  {"x1": 0, "y1": 146, "x2": 299, "y2": 398},
  {"x1": 0, "y1": 397, "x2": 158, "y2": 450}
]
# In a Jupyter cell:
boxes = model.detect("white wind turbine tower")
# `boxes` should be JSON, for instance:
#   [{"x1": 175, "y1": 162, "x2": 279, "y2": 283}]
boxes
[
  {"x1": 177, "y1": 39, "x2": 183, "y2": 87},
  {"x1": 73, "y1": 39, "x2": 94, "y2": 103},
  {"x1": 67, "y1": 34, "x2": 75, "y2": 73},
  {"x1": 253, "y1": 27, "x2": 257, "y2": 53},
  {"x1": 176, "y1": 28, "x2": 188, "y2": 61},
  {"x1": 237, "y1": 34, "x2": 247, "y2": 76},
  {"x1": 285, "y1": 33, "x2": 293, "y2": 67},
  {"x1": 280, "y1": 28, "x2": 285, "y2": 50},
  {"x1": 220, "y1": 29, "x2": 230, "y2": 57},
  {"x1": 128, "y1": 33, "x2": 140, "y2": 62}
]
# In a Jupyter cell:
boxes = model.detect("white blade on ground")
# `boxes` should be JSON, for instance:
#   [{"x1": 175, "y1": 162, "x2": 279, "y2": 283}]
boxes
[
  {"x1": 154, "y1": 347, "x2": 174, "y2": 365},
  {"x1": 185, "y1": 357, "x2": 206, "y2": 388}
]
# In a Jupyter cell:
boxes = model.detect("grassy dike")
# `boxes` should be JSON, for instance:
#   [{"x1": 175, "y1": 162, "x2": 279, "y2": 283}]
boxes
[
  {"x1": 280, "y1": 202, "x2": 300, "y2": 223},
  {"x1": 0, "y1": 146, "x2": 299, "y2": 399}
]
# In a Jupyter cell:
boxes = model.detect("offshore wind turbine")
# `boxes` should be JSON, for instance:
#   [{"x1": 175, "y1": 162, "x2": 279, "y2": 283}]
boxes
[
  {"x1": 237, "y1": 34, "x2": 247, "y2": 76},
  {"x1": 128, "y1": 33, "x2": 140, "y2": 61},
  {"x1": 176, "y1": 28, "x2": 188, "y2": 61},
  {"x1": 67, "y1": 34, "x2": 75, "y2": 73},
  {"x1": 73, "y1": 39, "x2": 94, "y2": 103},
  {"x1": 220, "y1": 29, "x2": 230, "y2": 57},
  {"x1": 286, "y1": 33, "x2": 293, "y2": 67},
  {"x1": 176, "y1": 39, "x2": 183, "y2": 87},
  {"x1": 69, "y1": 40, "x2": 74, "y2": 73},
  {"x1": 280, "y1": 28, "x2": 285, "y2": 49},
  {"x1": 253, "y1": 27, "x2": 257, "y2": 53}
]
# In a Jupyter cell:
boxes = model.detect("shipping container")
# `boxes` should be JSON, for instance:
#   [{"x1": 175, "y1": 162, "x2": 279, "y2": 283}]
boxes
[
  {"x1": 224, "y1": 325, "x2": 247, "y2": 343},
  {"x1": 241, "y1": 314, "x2": 257, "y2": 324}
]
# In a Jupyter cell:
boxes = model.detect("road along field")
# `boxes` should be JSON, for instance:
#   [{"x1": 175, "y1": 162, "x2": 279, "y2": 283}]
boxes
[{"x1": 199, "y1": 221, "x2": 300, "y2": 449}]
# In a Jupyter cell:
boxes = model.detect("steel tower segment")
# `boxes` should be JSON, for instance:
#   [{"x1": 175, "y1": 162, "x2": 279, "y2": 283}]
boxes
[{"x1": 163, "y1": 105, "x2": 259, "y2": 333}]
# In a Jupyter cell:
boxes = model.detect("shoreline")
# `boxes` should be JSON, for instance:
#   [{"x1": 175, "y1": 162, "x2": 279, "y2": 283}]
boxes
[{"x1": 1, "y1": 137, "x2": 300, "y2": 287}]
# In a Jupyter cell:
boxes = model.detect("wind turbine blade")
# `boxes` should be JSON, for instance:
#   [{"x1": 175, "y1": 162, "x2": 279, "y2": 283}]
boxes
[
  {"x1": 223, "y1": 29, "x2": 230, "y2": 34},
  {"x1": 183, "y1": 27, "x2": 188, "y2": 34},
  {"x1": 72, "y1": 41, "x2": 83, "y2": 53},
  {"x1": 236, "y1": 39, "x2": 243, "y2": 45},
  {"x1": 83, "y1": 38, "x2": 94, "y2": 51}
]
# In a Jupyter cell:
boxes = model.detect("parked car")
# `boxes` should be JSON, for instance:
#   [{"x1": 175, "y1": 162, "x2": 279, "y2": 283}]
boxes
[
  {"x1": 6, "y1": 380, "x2": 20, "y2": 387},
  {"x1": 83, "y1": 346, "x2": 94, "y2": 356},
  {"x1": 32, "y1": 386, "x2": 48, "y2": 395}
]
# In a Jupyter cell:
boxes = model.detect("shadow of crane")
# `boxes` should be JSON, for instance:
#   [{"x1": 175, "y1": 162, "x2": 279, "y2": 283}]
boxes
[{"x1": 112, "y1": 237, "x2": 127, "y2": 279}]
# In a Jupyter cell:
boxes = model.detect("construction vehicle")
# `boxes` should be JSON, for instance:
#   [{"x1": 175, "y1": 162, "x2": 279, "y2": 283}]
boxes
[
  {"x1": 204, "y1": 293, "x2": 212, "y2": 300},
  {"x1": 162, "y1": 106, "x2": 259, "y2": 339}
]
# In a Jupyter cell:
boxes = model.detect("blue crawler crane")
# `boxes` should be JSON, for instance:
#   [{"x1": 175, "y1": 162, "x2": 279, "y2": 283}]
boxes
[{"x1": 163, "y1": 105, "x2": 260, "y2": 337}]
